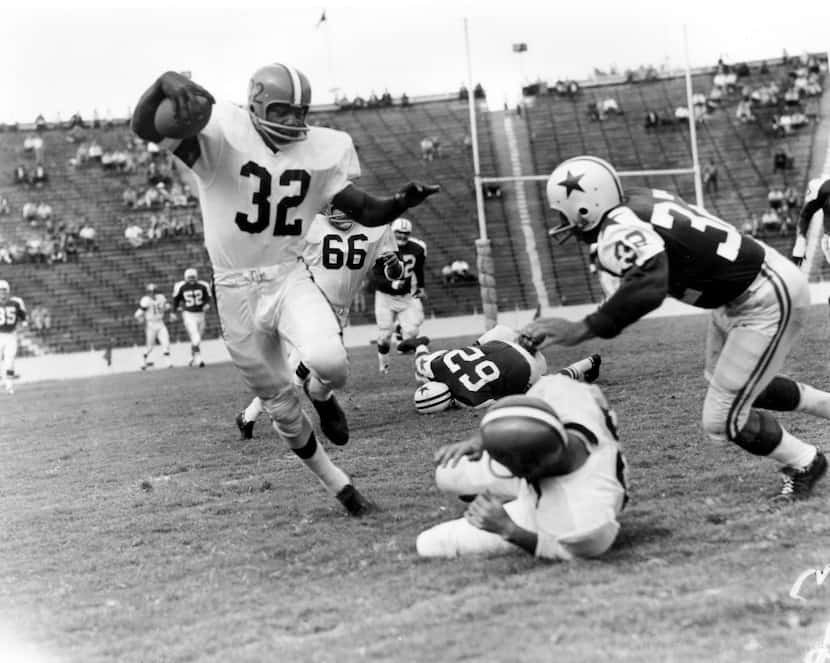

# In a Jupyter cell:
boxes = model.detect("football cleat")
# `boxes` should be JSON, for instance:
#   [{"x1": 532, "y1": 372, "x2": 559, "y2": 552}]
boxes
[
  {"x1": 336, "y1": 484, "x2": 375, "y2": 517},
  {"x1": 304, "y1": 385, "x2": 349, "y2": 445},
  {"x1": 775, "y1": 449, "x2": 827, "y2": 501},
  {"x1": 235, "y1": 412, "x2": 254, "y2": 440},
  {"x1": 378, "y1": 355, "x2": 390, "y2": 374},
  {"x1": 584, "y1": 354, "x2": 602, "y2": 383},
  {"x1": 397, "y1": 335, "x2": 430, "y2": 355}
]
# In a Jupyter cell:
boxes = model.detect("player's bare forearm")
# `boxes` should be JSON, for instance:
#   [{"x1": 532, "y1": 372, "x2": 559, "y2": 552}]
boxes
[
  {"x1": 332, "y1": 182, "x2": 440, "y2": 227},
  {"x1": 501, "y1": 521, "x2": 539, "y2": 555}
]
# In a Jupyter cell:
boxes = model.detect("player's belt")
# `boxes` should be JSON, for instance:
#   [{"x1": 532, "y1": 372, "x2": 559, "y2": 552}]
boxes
[{"x1": 213, "y1": 259, "x2": 304, "y2": 286}]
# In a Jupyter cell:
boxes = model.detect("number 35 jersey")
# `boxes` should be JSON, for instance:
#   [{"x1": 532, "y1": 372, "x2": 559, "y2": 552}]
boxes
[
  {"x1": 423, "y1": 339, "x2": 542, "y2": 408},
  {"x1": 166, "y1": 100, "x2": 361, "y2": 274},
  {"x1": 597, "y1": 187, "x2": 764, "y2": 308}
]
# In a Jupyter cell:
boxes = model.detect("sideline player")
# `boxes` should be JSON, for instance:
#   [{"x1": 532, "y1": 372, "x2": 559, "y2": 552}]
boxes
[
  {"x1": 0, "y1": 280, "x2": 27, "y2": 394},
  {"x1": 237, "y1": 210, "x2": 403, "y2": 438},
  {"x1": 416, "y1": 374, "x2": 627, "y2": 559},
  {"x1": 134, "y1": 283, "x2": 173, "y2": 370},
  {"x1": 791, "y1": 176, "x2": 830, "y2": 266},
  {"x1": 132, "y1": 65, "x2": 438, "y2": 515},
  {"x1": 523, "y1": 155, "x2": 830, "y2": 500},
  {"x1": 172, "y1": 267, "x2": 211, "y2": 367},
  {"x1": 413, "y1": 323, "x2": 600, "y2": 409},
  {"x1": 374, "y1": 217, "x2": 428, "y2": 373}
]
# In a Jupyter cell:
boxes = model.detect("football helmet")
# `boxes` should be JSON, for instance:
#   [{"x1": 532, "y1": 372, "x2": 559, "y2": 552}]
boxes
[
  {"x1": 414, "y1": 381, "x2": 453, "y2": 414},
  {"x1": 327, "y1": 208, "x2": 354, "y2": 232},
  {"x1": 546, "y1": 156, "x2": 623, "y2": 238},
  {"x1": 392, "y1": 217, "x2": 412, "y2": 247},
  {"x1": 480, "y1": 395, "x2": 567, "y2": 479},
  {"x1": 248, "y1": 63, "x2": 311, "y2": 144},
  {"x1": 0, "y1": 279, "x2": 8, "y2": 302},
  {"x1": 184, "y1": 268, "x2": 198, "y2": 282},
  {"x1": 146, "y1": 283, "x2": 157, "y2": 294}
]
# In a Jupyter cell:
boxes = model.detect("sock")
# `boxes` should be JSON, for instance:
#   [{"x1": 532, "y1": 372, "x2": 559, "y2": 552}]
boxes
[
  {"x1": 163, "y1": 351, "x2": 171, "y2": 366},
  {"x1": 796, "y1": 384, "x2": 830, "y2": 419},
  {"x1": 559, "y1": 356, "x2": 594, "y2": 381},
  {"x1": 291, "y1": 432, "x2": 349, "y2": 493},
  {"x1": 244, "y1": 397, "x2": 263, "y2": 423},
  {"x1": 306, "y1": 375, "x2": 333, "y2": 402},
  {"x1": 768, "y1": 428, "x2": 817, "y2": 469}
]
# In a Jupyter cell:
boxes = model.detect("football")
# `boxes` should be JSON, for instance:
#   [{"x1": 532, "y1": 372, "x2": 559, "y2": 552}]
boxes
[
  {"x1": 414, "y1": 381, "x2": 453, "y2": 414},
  {"x1": 153, "y1": 96, "x2": 211, "y2": 139}
]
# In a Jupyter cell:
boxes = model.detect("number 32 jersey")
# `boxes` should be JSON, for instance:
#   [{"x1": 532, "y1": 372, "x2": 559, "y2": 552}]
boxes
[
  {"x1": 597, "y1": 187, "x2": 764, "y2": 308},
  {"x1": 166, "y1": 100, "x2": 360, "y2": 274}
]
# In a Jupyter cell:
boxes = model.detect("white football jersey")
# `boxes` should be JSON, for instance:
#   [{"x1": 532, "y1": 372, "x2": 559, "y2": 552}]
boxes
[
  {"x1": 303, "y1": 215, "x2": 397, "y2": 310},
  {"x1": 140, "y1": 293, "x2": 168, "y2": 323},
  {"x1": 165, "y1": 101, "x2": 360, "y2": 273}
]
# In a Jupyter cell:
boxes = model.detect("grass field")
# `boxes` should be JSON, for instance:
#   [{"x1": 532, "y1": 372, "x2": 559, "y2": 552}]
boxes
[{"x1": 4, "y1": 309, "x2": 830, "y2": 662}]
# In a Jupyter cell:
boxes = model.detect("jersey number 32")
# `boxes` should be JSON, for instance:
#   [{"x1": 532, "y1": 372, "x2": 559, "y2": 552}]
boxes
[{"x1": 235, "y1": 163, "x2": 311, "y2": 236}]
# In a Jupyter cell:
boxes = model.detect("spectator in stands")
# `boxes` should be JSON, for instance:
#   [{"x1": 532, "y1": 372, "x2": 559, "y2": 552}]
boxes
[
  {"x1": 674, "y1": 106, "x2": 690, "y2": 121},
  {"x1": 587, "y1": 102, "x2": 602, "y2": 121},
  {"x1": 761, "y1": 208, "x2": 782, "y2": 236},
  {"x1": 68, "y1": 112, "x2": 86, "y2": 129},
  {"x1": 441, "y1": 264, "x2": 453, "y2": 285},
  {"x1": 0, "y1": 243, "x2": 12, "y2": 264},
  {"x1": 351, "y1": 95, "x2": 366, "y2": 109},
  {"x1": 63, "y1": 233, "x2": 78, "y2": 262},
  {"x1": 380, "y1": 89, "x2": 393, "y2": 106},
  {"x1": 0, "y1": 196, "x2": 9, "y2": 215},
  {"x1": 784, "y1": 185, "x2": 801, "y2": 225},
  {"x1": 458, "y1": 85, "x2": 469, "y2": 101},
  {"x1": 473, "y1": 84, "x2": 486, "y2": 99},
  {"x1": 147, "y1": 213, "x2": 161, "y2": 241},
  {"x1": 741, "y1": 213, "x2": 760, "y2": 237},
  {"x1": 768, "y1": 185, "x2": 785, "y2": 213},
  {"x1": 600, "y1": 98, "x2": 622, "y2": 116},
  {"x1": 735, "y1": 97, "x2": 754, "y2": 123},
  {"x1": 367, "y1": 91, "x2": 380, "y2": 108},
  {"x1": 34, "y1": 114, "x2": 47, "y2": 131},
  {"x1": 79, "y1": 222, "x2": 98, "y2": 251},
  {"x1": 450, "y1": 260, "x2": 477, "y2": 283},
  {"x1": 14, "y1": 164, "x2": 29, "y2": 185},
  {"x1": 124, "y1": 222, "x2": 145, "y2": 248},
  {"x1": 702, "y1": 159, "x2": 719, "y2": 194},
  {"x1": 183, "y1": 211, "x2": 198, "y2": 235},
  {"x1": 784, "y1": 86, "x2": 801, "y2": 107},
  {"x1": 773, "y1": 144, "x2": 793, "y2": 172},
  {"x1": 400, "y1": 92, "x2": 411, "y2": 107},
  {"x1": 644, "y1": 111, "x2": 659, "y2": 130},
  {"x1": 31, "y1": 164, "x2": 48, "y2": 187},
  {"x1": 88, "y1": 140, "x2": 103, "y2": 163},
  {"x1": 759, "y1": 61, "x2": 770, "y2": 74},
  {"x1": 36, "y1": 202, "x2": 52, "y2": 222},
  {"x1": 22, "y1": 202, "x2": 37, "y2": 222},
  {"x1": 122, "y1": 185, "x2": 138, "y2": 209},
  {"x1": 484, "y1": 183, "x2": 503, "y2": 200}
]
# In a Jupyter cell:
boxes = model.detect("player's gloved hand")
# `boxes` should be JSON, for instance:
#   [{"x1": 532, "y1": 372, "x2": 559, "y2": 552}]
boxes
[
  {"x1": 517, "y1": 332, "x2": 540, "y2": 354},
  {"x1": 159, "y1": 71, "x2": 215, "y2": 123},
  {"x1": 381, "y1": 252, "x2": 404, "y2": 280},
  {"x1": 395, "y1": 182, "x2": 440, "y2": 209},
  {"x1": 434, "y1": 434, "x2": 483, "y2": 468}
]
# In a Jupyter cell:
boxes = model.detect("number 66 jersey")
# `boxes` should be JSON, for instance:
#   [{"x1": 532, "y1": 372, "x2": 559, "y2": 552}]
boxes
[{"x1": 164, "y1": 100, "x2": 360, "y2": 274}]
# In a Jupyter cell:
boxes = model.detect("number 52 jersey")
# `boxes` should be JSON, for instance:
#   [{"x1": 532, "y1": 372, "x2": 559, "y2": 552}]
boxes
[{"x1": 165, "y1": 100, "x2": 361, "y2": 274}]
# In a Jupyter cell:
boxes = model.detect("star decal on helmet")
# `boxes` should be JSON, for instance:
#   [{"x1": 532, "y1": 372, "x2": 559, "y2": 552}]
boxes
[
  {"x1": 558, "y1": 170, "x2": 585, "y2": 197},
  {"x1": 417, "y1": 385, "x2": 430, "y2": 396}
]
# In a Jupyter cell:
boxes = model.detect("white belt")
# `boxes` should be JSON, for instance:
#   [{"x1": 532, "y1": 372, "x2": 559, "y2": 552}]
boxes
[{"x1": 213, "y1": 259, "x2": 304, "y2": 286}]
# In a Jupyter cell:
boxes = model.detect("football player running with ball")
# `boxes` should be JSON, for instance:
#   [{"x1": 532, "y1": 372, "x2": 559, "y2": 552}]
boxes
[
  {"x1": 132, "y1": 65, "x2": 438, "y2": 515},
  {"x1": 523, "y1": 155, "x2": 830, "y2": 501},
  {"x1": 236, "y1": 210, "x2": 404, "y2": 438},
  {"x1": 416, "y1": 374, "x2": 627, "y2": 560},
  {"x1": 413, "y1": 323, "x2": 599, "y2": 413}
]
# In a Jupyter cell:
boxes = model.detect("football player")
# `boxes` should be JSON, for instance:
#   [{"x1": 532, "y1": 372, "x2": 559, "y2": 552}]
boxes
[
  {"x1": 172, "y1": 267, "x2": 211, "y2": 367},
  {"x1": 132, "y1": 65, "x2": 438, "y2": 515},
  {"x1": 0, "y1": 280, "x2": 27, "y2": 394},
  {"x1": 791, "y1": 176, "x2": 830, "y2": 266},
  {"x1": 522, "y1": 155, "x2": 830, "y2": 501},
  {"x1": 413, "y1": 323, "x2": 600, "y2": 410},
  {"x1": 416, "y1": 374, "x2": 627, "y2": 559},
  {"x1": 236, "y1": 210, "x2": 404, "y2": 438},
  {"x1": 134, "y1": 283, "x2": 173, "y2": 369},
  {"x1": 374, "y1": 217, "x2": 429, "y2": 373}
]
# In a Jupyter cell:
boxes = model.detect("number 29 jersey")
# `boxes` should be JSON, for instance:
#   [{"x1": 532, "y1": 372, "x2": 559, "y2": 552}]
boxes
[
  {"x1": 166, "y1": 100, "x2": 361, "y2": 274},
  {"x1": 425, "y1": 340, "x2": 540, "y2": 408},
  {"x1": 597, "y1": 187, "x2": 764, "y2": 308}
]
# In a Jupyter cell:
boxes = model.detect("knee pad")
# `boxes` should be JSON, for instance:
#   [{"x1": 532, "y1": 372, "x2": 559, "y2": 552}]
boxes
[
  {"x1": 303, "y1": 342, "x2": 348, "y2": 390},
  {"x1": 753, "y1": 376, "x2": 800, "y2": 411},
  {"x1": 377, "y1": 340, "x2": 391, "y2": 355},
  {"x1": 377, "y1": 331, "x2": 393, "y2": 348},
  {"x1": 261, "y1": 387, "x2": 312, "y2": 446},
  {"x1": 730, "y1": 409, "x2": 783, "y2": 456}
]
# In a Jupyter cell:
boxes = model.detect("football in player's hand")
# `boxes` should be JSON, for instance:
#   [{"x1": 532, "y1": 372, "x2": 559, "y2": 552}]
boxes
[{"x1": 154, "y1": 96, "x2": 211, "y2": 139}]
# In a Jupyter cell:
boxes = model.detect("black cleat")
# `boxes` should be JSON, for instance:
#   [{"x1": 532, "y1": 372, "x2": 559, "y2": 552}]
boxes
[
  {"x1": 336, "y1": 484, "x2": 375, "y2": 516},
  {"x1": 305, "y1": 385, "x2": 349, "y2": 445},
  {"x1": 776, "y1": 449, "x2": 827, "y2": 501},
  {"x1": 397, "y1": 336, "x2": 430, "y2": 355},
  {"x1": 584, "y1": 354, "x2": 602, "y2": 383},
  {"x1": 235, "y1": 412, "x2": 254, "y2": 440}
]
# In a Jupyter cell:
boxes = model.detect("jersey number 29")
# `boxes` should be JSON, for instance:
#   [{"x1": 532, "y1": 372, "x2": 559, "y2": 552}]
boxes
[{"x1": 443, "y1": 347, "x2": 501, "y2": 392}]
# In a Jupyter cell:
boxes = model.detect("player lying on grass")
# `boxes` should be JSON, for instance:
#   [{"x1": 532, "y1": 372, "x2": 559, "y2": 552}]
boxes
[
  {"x1": 412, "y1": 323, "x2": 600, "y2": 413},
  {"x1": 416, "y1": 373, "x2": 627, "y2": 559}
]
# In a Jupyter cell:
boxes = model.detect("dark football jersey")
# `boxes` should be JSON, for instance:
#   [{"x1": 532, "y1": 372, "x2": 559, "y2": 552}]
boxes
[
  {"x1": 599, "y1": 187, "x2": 764, "y2": 308},
  {"x1": 0, "y1": 296, "x2": 26, "y2": 333},
  {"x1": 428, "y1": 340, "x2": 531, "y2": 407},
  {"x1": 373, "y1": 237, "x2": 426, "y2": 296},
  {"x1": 172, "y1": 280, "x2": 211, "y2": 312}
]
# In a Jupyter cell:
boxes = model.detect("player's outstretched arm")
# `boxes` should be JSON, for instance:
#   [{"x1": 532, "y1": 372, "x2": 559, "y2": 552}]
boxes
[
  {"x1": 332, "y1": 182, "x2": 440, "y2": 227},
  {"x1": 131, "y1": 71, "x2": 215, "y2": 143},
  {"x1": 434, "y1": 433, "x2": 483, "y2": 468}
]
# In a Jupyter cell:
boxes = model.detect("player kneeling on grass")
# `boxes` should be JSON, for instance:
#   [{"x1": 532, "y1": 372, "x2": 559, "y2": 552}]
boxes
[
  {"x1": 416, "y1": 374, "x2": 628, "y2": 559},
  {"x1": 413, "y1": 323, "x2": 600, "y2": 412}
]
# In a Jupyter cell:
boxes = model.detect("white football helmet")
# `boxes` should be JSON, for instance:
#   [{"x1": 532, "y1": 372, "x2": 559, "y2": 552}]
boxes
[
  {"x1": 327, "y1": 208, "x2": 354, "y2": 232},
  {"x1": 248, "y1": 63, "x2": 311, "y2": 144},
  {"x1": 392, "y1": 217, "x2": 412, "y2": 246},
  {"x1": 0, "y1": 279, "x2": 8, "y2": 302},
  {"x1": 414, "y1": 381, "x2": 453, "y2": 414},
  {"x1": 546, "y1": 156, "x2": 623, "y2": 236},
  {"x1": 184, "y1": 268, "x2": 198, "y2": 282},
  {"x1": 146, "y1": 283, "x2": 157, "y2": 294}
]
